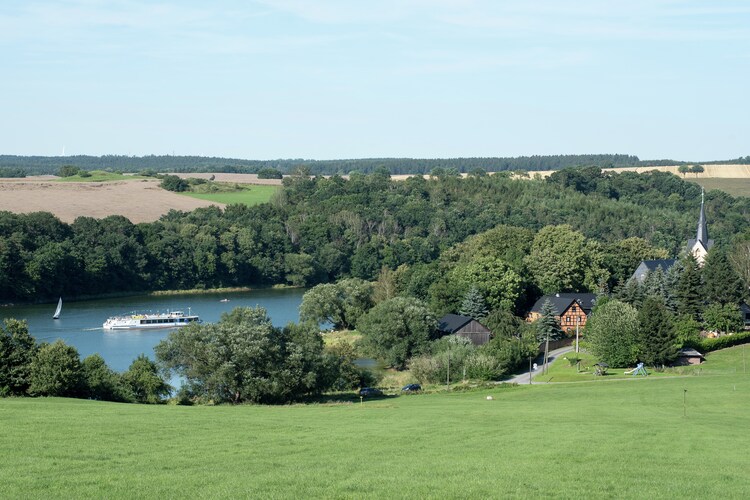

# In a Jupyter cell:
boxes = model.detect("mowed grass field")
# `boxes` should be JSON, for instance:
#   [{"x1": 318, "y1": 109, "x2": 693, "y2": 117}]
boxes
[
  {"x1": 182, "y1": 184, "x2": 279, "y2": 206},
  {"x1": 688, "y1": 178, "x2": 750, "y2": 198},
  {"x1": 2, "y1": 347, "x2": 750, "y2": 499}
]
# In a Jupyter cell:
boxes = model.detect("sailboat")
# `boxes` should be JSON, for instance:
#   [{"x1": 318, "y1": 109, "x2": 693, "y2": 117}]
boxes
[{"x1": 52, "y1": 297, "x2": 62, "y2": 320}]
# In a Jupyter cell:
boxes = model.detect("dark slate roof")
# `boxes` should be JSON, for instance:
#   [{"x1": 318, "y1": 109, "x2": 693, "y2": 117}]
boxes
[
  {"x1": 529, "y1": 293, "x2": 597, "y2": 315},
  {"x1": 741, "y1": 303, "x2": 750, "y2": 314},
  {"x1": 631, "y1": 259, "x2": 678, "y2": 283},
  {"x1": 639, "y1": 259, "x2": 677, "y2": 273},
  {"x1": 678, "y1": 347, "x2": 705, "y2": 359},
  {"x1": 437, "y1": 314, "x2": 473, "y2": 333}
]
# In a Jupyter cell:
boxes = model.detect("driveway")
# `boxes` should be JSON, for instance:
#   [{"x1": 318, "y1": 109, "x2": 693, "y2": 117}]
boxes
[{"x1": 504, "y1": 345, "x2": 576, "y2": 385}]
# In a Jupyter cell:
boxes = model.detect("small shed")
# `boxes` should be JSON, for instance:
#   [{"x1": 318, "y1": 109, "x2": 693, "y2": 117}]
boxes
[
  {"x1": 674, "y1": 347, "x2": 705, "y2": 366},
  {"x1": 437, "y1": 314, "x2": 492, "y2": 346}
]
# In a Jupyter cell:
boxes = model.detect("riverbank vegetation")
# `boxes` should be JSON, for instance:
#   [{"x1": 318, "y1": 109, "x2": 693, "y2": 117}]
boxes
[{"x1": 2, "y1": 345, "x2": 750, "y2": 498}]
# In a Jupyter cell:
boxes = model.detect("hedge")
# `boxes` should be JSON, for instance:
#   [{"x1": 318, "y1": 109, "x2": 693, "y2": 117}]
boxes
[{"x1": 696, "y1": 331, "x2": 750, "y2": 353}]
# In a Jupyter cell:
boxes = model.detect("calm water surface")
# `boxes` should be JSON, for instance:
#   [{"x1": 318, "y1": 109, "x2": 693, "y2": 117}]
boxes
[{"x1": 0, "y1": 288, "x2": 305, "y2": 372}]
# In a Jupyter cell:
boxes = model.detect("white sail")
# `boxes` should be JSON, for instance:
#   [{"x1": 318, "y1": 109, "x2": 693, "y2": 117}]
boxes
[{"x1": 52, "y1": 297, "x2": 62, "y2": 319}]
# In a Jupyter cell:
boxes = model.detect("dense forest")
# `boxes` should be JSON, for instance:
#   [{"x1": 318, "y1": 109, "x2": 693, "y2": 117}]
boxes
[
  {"x1": 0, "y1": 153, "x2": 673, "y2": 176},
  {"x1": 2, "y1": 167, "x2": 750, "y2": 310}
]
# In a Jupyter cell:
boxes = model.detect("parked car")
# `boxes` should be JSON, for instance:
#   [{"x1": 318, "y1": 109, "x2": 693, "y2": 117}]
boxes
[
  {"x1": 358, "y1": 387, "x2": 383, "y2": 397},
  {"x1": 401, "y1": 384, "x2": 422, "y2": 392}
]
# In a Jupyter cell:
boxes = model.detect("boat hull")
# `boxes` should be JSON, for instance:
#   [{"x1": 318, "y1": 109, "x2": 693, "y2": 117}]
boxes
[{"x1": 102, "y1": 311, "x2": 200, "y2": 330}]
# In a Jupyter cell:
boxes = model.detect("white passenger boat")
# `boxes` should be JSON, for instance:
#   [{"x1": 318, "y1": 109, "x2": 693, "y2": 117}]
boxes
[{"x1": 102, "y1": 309, "x2": 200, "y2": 330}]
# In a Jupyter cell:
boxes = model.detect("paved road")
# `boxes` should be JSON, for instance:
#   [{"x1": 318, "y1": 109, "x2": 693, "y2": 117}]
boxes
[{"x1": 505, "y1": 345, "x2": 576, "y2": 385}]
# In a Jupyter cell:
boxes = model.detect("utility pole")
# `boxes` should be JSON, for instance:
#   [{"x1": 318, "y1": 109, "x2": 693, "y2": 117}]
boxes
[
  {"x1": 529, "y1": 356, "x2": 533, "y2": 384},
  {"x1": 446, "y1": 343, "x2": 450, "y2": 386},
  {"x1": 544, "y1": 329, "x2": 550, "y2": 375}
]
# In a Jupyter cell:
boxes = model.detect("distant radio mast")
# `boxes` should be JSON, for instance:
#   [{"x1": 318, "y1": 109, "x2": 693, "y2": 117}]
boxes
[{"x1": 62, "y1": 145, "x2": 66, "y2": 156}]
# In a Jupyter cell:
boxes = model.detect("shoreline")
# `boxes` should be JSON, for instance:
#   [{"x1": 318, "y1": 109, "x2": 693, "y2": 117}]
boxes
[{"x1": 0, "y1": 284, "x2": 303, "y2": 307}]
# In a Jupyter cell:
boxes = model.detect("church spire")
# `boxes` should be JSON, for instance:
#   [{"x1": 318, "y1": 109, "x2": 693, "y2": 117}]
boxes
[{"x1": 696, "y1": 187, "x2": 708, "y2": 245}]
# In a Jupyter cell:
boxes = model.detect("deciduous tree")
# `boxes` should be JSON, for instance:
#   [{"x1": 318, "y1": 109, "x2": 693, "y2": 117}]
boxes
[
  {"x1": 357, "y1": 297, "x2": 437, "y2": 369},
  {"x1": 0, "y1": 319, "x2": 37, "y2": 396},
  {"x1": 28, "y1": 340, "x2": 82, "y2": 397},
  {"x1": 585, "y1": 300, "x2": 639, "y2": 367}
]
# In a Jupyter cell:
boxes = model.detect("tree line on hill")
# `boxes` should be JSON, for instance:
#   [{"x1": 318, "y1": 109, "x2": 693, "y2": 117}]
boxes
[
  {"x1": 2, "y1": 153, "x2": 654, "y2": 176},
  {"x1": 3, "y1": 167, "x2": 750, "y2": 306}
]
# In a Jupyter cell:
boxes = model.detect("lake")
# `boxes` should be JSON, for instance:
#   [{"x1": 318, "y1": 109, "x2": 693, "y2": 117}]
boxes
[{"x1": 0, "y1": 288, "x2": 306, "y2": 373}]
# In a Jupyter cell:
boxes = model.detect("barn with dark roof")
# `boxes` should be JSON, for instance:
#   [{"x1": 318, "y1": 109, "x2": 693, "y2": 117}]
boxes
[{"x1": 437, "y1": 314, "x2": 492, "y2": 346}]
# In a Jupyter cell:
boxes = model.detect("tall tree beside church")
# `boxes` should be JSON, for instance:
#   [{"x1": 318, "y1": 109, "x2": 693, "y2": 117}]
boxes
[
  {"x1": 637, "y1": 297, "x2": 678, "y2": 367},
  {"x1": 702, "y1": 247, "x2": 744, "y2": 305},
  {"x1": 676, "y1": 253, "x2": 703, "y2": 321}
]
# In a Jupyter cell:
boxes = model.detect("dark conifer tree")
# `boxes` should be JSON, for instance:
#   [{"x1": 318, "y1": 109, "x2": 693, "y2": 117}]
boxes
[
  {"x1": 703, "y1": 248, "x2": 744, "y2": 305},
  {"x1": 617, "y1": 277, "x2": 645, "y2": 309},
  {"x1": 664, "y1": 260, "x2": 683, "y2": 314},
  {"x1": 459, "y1": 285, "x2": 489, "y2": 319},
  {"x1": 638, "y1": 297, "x2": 678, "y2": 367},
  {"x1": 676, "y1": 253, "x2": 703, "y2": 321},
  {"x1": 643, "y1": 267, "x2": 668, "y2": 304},
  {"x1": 536, "y1": 299, "x2": 564, "y2": 343}
]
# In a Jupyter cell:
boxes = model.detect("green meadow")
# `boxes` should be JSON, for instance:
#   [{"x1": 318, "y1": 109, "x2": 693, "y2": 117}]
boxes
[
  {"x1": 2, "y1": 346, "x2": 750, "y2": 499},
  {"x1": 55, "y1": 171, "x2": 146, "y2": 182},
  {"x1": 182, "y1": 184, "x2": 279, "y2": 206}
]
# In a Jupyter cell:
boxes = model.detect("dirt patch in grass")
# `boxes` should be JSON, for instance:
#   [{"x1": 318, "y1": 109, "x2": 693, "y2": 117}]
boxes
[{"x1": 0, "y1": 178, "x2": 221, "y2": 223}]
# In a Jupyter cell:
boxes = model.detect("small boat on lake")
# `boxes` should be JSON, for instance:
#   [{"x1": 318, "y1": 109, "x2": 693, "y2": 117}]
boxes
[
  {"x1": 219, "y1": 298, "x2": 230, "y2": 303},
  {"x1": 102, "y1": 309, "x2": 200, "y2": 330},
  {"x1": 52, "y1": 297, "x2": 62, "y2": 320}
]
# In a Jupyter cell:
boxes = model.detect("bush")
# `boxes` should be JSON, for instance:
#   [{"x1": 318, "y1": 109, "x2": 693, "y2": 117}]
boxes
[
  {"x1": 122, "y1": 354, "x2": 171, "y2": 404},
  {"x1": 464, "y1": 353, "x2": 503, "y2": 381},
  {"x1": 57, "y1": 165, "x2": 80, "y2": 177},
  {"x1": 409, "y1": 355, "x2": 442, "y2": 384},
  {"x1": 78, "y1": 170, "x2": 91, "y2": 178},
  {"x1": 0, "y1": 167, "x2": 26, "y2": 178},
  {"x1": 160, "y1": 174, "x2": 189, "y2": 192},
  {"x1": 81, "y1": 354, "x2": 131, "y2": 402},
  {"x1": 257, "y1": 168, "x2": 283, "y2": 179}
]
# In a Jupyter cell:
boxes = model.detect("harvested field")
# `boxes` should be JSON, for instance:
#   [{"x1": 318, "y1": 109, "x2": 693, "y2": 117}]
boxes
[
  {"x1": 0, "y1": 178, "x2": 221, "y2": 223},
  {"x1": 532, "y1": 164, "x2": 750, "y2": 178}
]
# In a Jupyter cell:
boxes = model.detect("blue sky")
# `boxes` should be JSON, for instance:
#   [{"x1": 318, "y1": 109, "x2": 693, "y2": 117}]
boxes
[{"x1": 1, "y1": 0, "x2": 748, "y2": 160}]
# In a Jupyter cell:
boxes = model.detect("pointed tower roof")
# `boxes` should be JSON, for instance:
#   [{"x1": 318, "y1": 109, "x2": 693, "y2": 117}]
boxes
[
  {"x1": 696, "y1": 187, "x2": 708, "y2": 245},
  {"x1": 687, "y1": 187, "x2": 714, "y2": 254}
]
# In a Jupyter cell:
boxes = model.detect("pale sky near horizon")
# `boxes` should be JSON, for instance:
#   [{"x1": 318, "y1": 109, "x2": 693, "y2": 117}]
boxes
[{"x1": 1, "y1": 1, "x2": 748, "y2": 161}]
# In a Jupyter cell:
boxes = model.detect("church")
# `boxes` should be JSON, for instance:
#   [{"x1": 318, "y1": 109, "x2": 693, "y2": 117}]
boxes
[{"x1": 631, "y1": 189, "x2": 713, "y2": 282}]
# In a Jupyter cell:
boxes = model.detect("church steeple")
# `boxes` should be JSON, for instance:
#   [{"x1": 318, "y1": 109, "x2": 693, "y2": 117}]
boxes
[{"x1": 696, "y1": 187, "x2": 708, "y2": 245}]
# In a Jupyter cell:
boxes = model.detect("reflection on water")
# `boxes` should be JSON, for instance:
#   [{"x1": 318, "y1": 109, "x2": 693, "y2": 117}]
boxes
[{"x1": 0, "y1": 288, "x2": 305, "y2": 373}]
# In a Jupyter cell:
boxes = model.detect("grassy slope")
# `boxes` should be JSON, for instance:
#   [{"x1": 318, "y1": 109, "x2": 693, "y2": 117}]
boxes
[
  {"x1": 182, "y1": 184, "x2": 279, "y2": 205},
  {"x1": 2, "y1": 347, "x2": 750, "y2": 498},
  {"x1": 688, "y1": 178, "x2": 750, "y2": 198}
]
